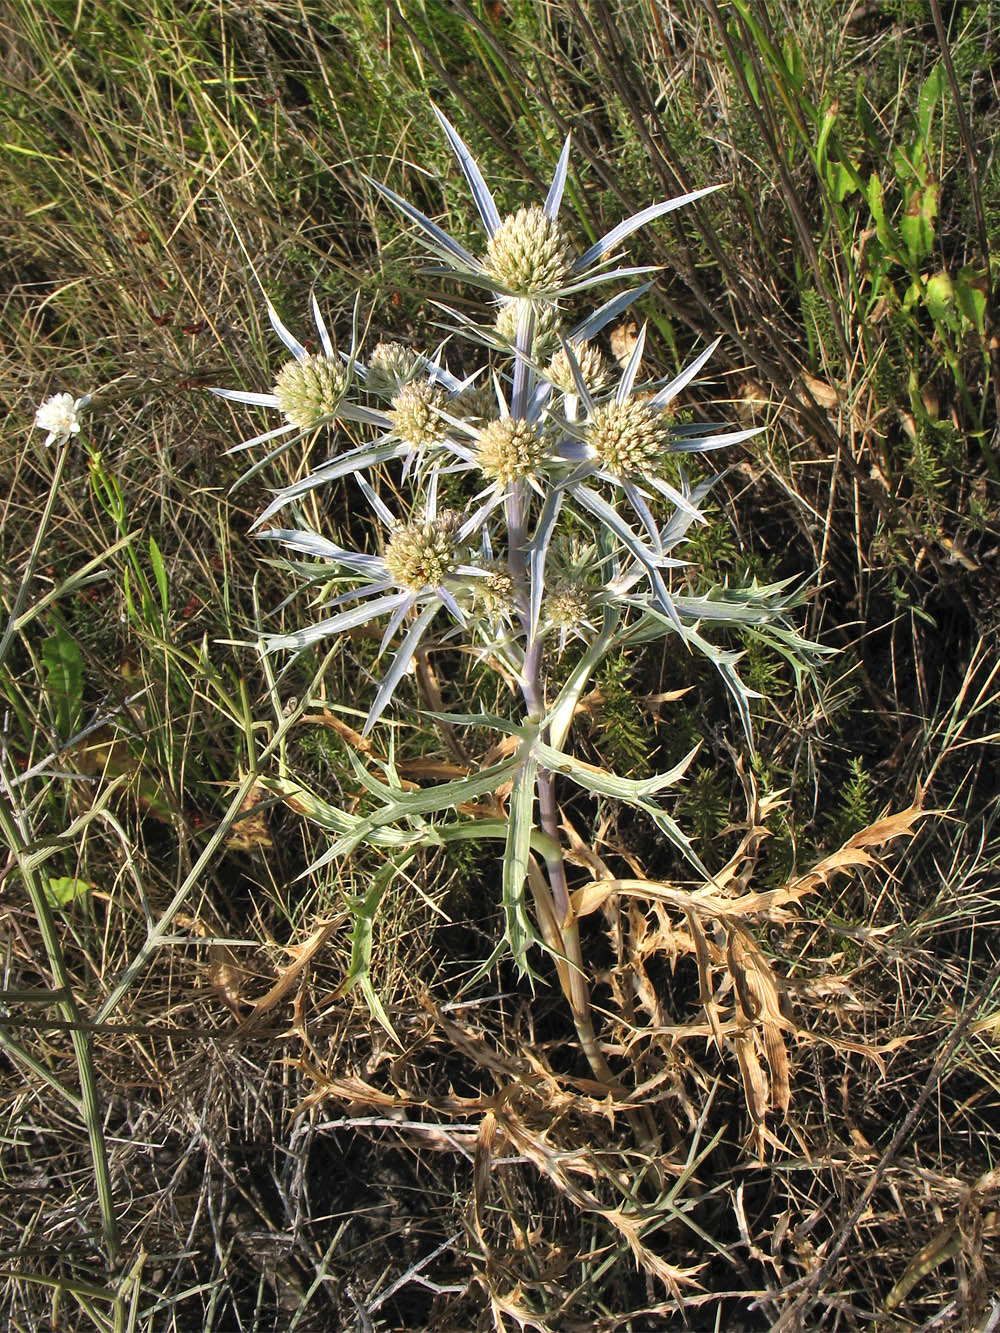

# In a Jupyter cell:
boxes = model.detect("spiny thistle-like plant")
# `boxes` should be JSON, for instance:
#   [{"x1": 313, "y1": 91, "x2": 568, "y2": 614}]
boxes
[{"x1": 214, "y1": 106, "x2": 820, "y2": 1085}]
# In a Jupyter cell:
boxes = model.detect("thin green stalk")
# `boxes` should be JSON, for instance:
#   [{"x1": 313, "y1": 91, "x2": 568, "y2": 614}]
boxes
[
  {"x1": 0, "y1": 435, "x2": 72, "y2": 672},
  {"x1": 0, "y1": 429, "x2": 120, "y2": 1260},
  {"x1": 0, "y1": 791, "x2": 120, "y2": 1262},
  {"x1": 0, "y1": 1022, "x2": 83, "y2": 1110}
]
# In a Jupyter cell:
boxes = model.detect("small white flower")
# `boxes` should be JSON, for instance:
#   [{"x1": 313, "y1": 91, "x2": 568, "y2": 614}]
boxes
[{"x1": 34, "y1": 392, "x2": 87, "y2": 446}]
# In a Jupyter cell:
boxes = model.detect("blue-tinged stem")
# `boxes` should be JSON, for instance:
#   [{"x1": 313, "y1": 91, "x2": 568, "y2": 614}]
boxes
[{"x1": 505, "y1": 474, "x2": 617, "y2": 1086}]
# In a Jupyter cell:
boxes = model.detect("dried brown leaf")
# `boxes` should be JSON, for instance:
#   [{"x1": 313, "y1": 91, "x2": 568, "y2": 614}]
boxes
[
  {"x1": 609, "y1": 319, "x2": 639, "y2": 367},
  {"x1": 787, "y1": 795, "x2": 933, "y2": 896},
  {"x1": 226, "y1": 774, "x2": 273, "y2": 851},
  {"x1": 732, "y1": 1031, "x2": 769, "y2": 1128},
  {"x1": 472, "y1": 1110, "x2": 498, "y2": 1244}
]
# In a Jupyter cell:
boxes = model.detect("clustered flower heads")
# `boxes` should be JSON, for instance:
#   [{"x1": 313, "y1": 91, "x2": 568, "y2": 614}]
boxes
[{"x1": 217, "y1": 103, "x2": 788, "y2": 742}]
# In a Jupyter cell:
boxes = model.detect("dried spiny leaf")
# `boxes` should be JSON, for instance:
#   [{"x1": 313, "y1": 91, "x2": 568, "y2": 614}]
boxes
[
  {"x1": 732, "y1": 1031, "x2": 769, "y2": 1127},
  {"x1": 787, "y1": 794, "x2": 933, "y2": 896},
  {"x1": 472, "y1": 1110, "x2": 498, "y2": 1245}
]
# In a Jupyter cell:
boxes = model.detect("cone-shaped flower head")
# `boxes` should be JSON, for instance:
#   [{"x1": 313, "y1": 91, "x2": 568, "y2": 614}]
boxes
[
  {"x1": 383, "y1": 510, "x2": 461, "y2": 591},
  {"x1": 389, "y1": 380, "x2": 450, "y2": 450},
  {"x1": 494, "y1": 299, "x2": 561, "y2": 356},
  {"x1": 366, "y1": 341, "x2": 420, "y2": 397},
  {"x1": 585, "y1": 397, "x2": 668, "y2": 478},
  {"x1": 273, "y1": 353, "x2": 349, "y2": 429},
  {"x1": 547, "y1": 341, "x2": 611, "y2": 396},
  {"x1": 476, "y1": 417, "x2": 545, "y2": 484},
  {"x1": 484, "y1": 205, "x2": 572, "y2": 296}
]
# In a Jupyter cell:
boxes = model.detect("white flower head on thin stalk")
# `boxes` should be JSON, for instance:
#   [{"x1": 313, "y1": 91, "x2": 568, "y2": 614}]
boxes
[
  {"x1": 367, "y1": 104, "x2": 723, "y2": 305},
  {"x1": 34, "y1": 392, "x2": 89, "y2": 446},
  {"x1": 257, "y1": 475, "x2": 482, "y2": 735}
]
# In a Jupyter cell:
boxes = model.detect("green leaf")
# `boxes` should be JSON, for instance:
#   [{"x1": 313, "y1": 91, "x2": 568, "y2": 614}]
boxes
[
  {"x1": 827, "y1": 160, "x2": 858, "y2": 204},
  {"x1": 866, "y1": 173, "x2": 898, "y2": 254},
  {"x1": 533, "y1": 739, "x2": 709, "y2": 876},
  {"x1": 337, "y1": 855, "x2": 413, "y2": 1044},
  {"x1": 534, "y1": 740, "x2": 700, "y2": 802},
  {"x1": 503, "y1": 756, "x2": 538, "y2": 975},
  {"x1": 43, "y1": 876, "x2": 93, "y2": 910},
  {"x1": 299, "y1": 747, "x2": 528, "y2": 870},
  {"x1": 954, "y1": 267, "x2": 987, "y2": 335},
  {"x1": 924, "y1": 269, "x2": 955, "y2": 324},
  {"x1": 917, "y1": 63, "x2": 945, "y2": 144},
  {"x1": 148, "y1": 537, "x2": 169, "y2": 617},
  {"x1": 900, "y1": 182, "x2": 938, "y2": 264},
  {"x1": 41, "y1": 626, "x2": 83, "y2": 737}
]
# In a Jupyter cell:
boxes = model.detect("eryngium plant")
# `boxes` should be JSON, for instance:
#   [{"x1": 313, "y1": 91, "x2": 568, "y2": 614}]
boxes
[{"x1": 215, "y1": 107, "x2": 818, "y2": 1084}]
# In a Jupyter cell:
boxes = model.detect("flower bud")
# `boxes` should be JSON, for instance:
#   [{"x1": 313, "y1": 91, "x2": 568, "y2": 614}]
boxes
[
  {"x1": 476, "y1": 564, "x2": 516, "y2": 620},
  {"x1": 366, "y1": 341, "x2": 420, "y2": 396},
  {"x1": 545, "y1": 580, "x2": 592, "y2": 629},
  {"x1": 546, "y1": 341, "x2": 611, "y2": 396}
]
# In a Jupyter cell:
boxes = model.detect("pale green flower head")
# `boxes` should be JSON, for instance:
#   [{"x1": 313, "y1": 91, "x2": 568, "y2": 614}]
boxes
[
  {"x1": 476, "y1": 417, "x2": 546, "y2": 484},
  {"x1": 367, "y1": 103, "x2": 720, "y2": 308},
  {"x1": 273, "y1": 353, "x2": 349, "y2": 429},
  {"x1": 383, "y1": 509, "x2": 462, "y2": 591},
  {"x1": 585, "y1": 397, "x2": 668, "y2": 478},
  {"x1": 453, "y1": 379, "x2": 500, "y2": 424},
  {"x1": 475, "y1": 562, "x2": 516, "y2": 621},
  {"x1": 484, "y1": 205, "x2": 572, "y2": 297},
  {"x1": 389, "y1": 380, "x2": 451, "y2": 450},
  {"x1": 365, "y1": 341, "x2": 420, "y2": 397},
  {"x1": 546, "y1": 340, "x2": 611, "y2": 396},
  {"x1": 546, "y1": 579, "x2": 591, "y2": 628},
  {"x1": 494, "y1": 299, "x2": 561, "y2": 358}
]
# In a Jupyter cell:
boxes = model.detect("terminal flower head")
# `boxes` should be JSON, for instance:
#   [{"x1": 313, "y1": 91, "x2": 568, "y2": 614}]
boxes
[
  {"x1": 34, "y1": 392, "x2": 88, "y2": 446},
  {"x1": 273, "y1": 352, "x2": 349, "y2": 429},
  {"x1": 367, "y1": 105, "x2": 721, "y2": 304}
]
